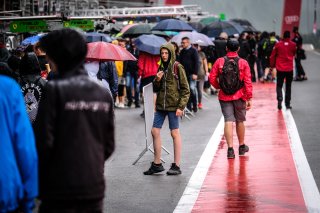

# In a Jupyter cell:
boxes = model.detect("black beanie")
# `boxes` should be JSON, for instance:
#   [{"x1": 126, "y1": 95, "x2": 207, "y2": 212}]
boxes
[{"x1": 39, "y1": 28, "x2": 87, "y2": 73}]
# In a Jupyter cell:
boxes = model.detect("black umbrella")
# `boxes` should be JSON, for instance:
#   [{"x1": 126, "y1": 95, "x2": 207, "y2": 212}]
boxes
[
  {"x1": 188, "y1": 22, "x2": 205, "y2": 32},
  {"x1": 230, "y1": 19, "x2": 253, "y2": 27},
  {"x1": 122, "y1": 24, "x2": 168, "y2": 38},
  {"x1": 242, "y1": 25, "x2": 258, "y2": 33},
  {"x1": 201, "y1": 21, "x2": 245, "y2": 39}
]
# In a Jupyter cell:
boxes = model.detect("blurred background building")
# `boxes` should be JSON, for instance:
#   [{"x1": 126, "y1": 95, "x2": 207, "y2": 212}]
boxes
[{"x1": 0, "y1": 0, "x2": 318, "y2": 35}]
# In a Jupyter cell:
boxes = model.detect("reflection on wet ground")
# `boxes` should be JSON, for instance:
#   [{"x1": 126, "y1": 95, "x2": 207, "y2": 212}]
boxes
[{"x1": 192, "y1": 83, "x2": 307, "y2": 213}]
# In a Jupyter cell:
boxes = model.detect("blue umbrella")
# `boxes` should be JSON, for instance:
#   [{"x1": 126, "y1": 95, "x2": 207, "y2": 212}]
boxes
[
  {"x1": 152, "y1": 19, "x2": 194, "y2": 32},
  {"x1": 85, "y1": 32, "x2": 112, "y2": 43},
  {"x1": 21, "y1": 34, "x2": 44, "y2": 45},
  {"x1": 134, "y1": 34, "x2": 166, "y2": 55}
]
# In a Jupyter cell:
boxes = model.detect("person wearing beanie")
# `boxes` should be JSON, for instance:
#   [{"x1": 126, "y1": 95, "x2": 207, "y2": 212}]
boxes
[
  {"x1": 209, "y1": 39, "x2": 253, "y2": 159},
  {"x1": 35, "y1": 28, "x2": 115, "y2": 212}
]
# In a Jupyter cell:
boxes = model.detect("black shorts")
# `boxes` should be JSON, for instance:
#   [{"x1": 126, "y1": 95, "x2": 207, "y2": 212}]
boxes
[{"x1": 118, "y1": 84, "x2": 125, "y2": 96}]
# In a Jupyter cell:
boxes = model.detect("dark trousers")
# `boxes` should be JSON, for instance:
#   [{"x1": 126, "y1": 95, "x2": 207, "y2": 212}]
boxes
[
  {"x1": 248, "y1": 55, "x2": 256, "y2": 82},
  {"x1": 39, "y1": 199, "x2": 103, "y2": 213},
  {"x1": 276, "y1": 71, "x2": 293, "y2": 106},
  {"x1": 187, "y1": 78, "x2": 198, "y2": 111},
  {"x1": 295, "y1": 57, "x2": 305, "y2": 77}
]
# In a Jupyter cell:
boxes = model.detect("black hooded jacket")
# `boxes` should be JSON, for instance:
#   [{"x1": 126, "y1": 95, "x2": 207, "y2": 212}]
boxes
[
  {"x1": 34, "y1": 67, "x2": 115, "y2": 201},
  {"x1": 19, "y1": 52, "x2": 47, "y2": 87}
]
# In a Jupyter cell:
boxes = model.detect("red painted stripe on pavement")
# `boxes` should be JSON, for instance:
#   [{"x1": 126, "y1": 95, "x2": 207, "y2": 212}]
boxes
[{"x1": 192, "y1": 83, "x2": 307, "y2": 212}]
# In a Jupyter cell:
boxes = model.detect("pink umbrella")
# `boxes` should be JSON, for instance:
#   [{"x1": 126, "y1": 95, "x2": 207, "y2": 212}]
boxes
[
  {"x1": 120, "y1": 24, "x2": 138, "y2": 34},
  {"x1": 86, "y1": 42, "x2": 137, "y2": 61}
]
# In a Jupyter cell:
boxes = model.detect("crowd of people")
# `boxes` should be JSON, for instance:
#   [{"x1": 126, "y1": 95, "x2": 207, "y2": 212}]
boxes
[{"x1": 0, "y1": 24, "x2": 307, "y2": 212}]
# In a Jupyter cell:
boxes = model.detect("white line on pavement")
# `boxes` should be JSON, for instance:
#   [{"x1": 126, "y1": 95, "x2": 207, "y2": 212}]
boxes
[
  {"x1": 282, "y1": 106, "x2": 320, "y2": 212},
  {"x1": 313, "y1": 51, "x2": 320, "y2": 56},
  {"x1": 173, "y1": 116, "x2": 224, "y2": 213}
]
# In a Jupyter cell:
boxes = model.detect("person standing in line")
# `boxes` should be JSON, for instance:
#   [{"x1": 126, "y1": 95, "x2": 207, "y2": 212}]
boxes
[
  {"x1": 35, "y1": 28, "x2": 115, "y2": 213},
  {"x1": 114, "y1": 39, "x2": 127, "y2": 108},
  {"x1": 137, "y1": 51, "x2": 160, "y2": 117},
  {"x1": 209, "y1": 39, "x2": 252, "y2": 159},
  {"x1": 270, "y1": 31, "x2": 297, "y2": 110},
  {"x1": 214, "y1": 32, "x2": 228, "y2": 59},
  {"x1": 125, "y1": 41, "x2": 140, "y2": 108},
  {"x1": 194, "y1": 43, "x2": 208, "y2": 109},
  {"x1": 179, "y1": 37, "x2": 199, "y2": 112},
  {"x1": 0, "y1": 75, "x2": 38, "y2": 213},
  {"x1": 292, "y1": 26, "x2": 307, "y2": 81},
  {"x1": 144, "y1": 43, "x2": 190, "y2": 175}
]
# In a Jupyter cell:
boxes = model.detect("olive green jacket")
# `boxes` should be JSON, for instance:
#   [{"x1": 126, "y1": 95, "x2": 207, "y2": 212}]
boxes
[{"x1": 153, "y1": 43, "x2": 190, "y2": 111}]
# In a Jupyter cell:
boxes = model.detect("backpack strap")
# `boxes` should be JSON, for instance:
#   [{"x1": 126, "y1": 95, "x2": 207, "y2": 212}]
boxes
[{"x1": 173, "y1": 61, "x2": 181, "y2": 90}]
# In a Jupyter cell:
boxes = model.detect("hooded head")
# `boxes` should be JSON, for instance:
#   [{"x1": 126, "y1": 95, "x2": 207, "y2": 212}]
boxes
[
  {"x1": 19, "y1": 52, "x2": 41, "y2": 75},
  {"x1": 39, "y1": 28, "x2": 87, "y2": 74},
  {"x1": 159, "y1": 42, "x2": 175, "y2": 71}
]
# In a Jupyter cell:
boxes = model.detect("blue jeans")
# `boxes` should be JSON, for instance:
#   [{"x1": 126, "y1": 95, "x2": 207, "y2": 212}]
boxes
[
  {"x1": 152, "y1": 111, "x2": 179, "y2": 130},
  {"x1": 126, "y1": 72, "x2": 139, "y2": 105},
  {"x1": 187, "y1": 79, "x2": 198, "y2": 110}
]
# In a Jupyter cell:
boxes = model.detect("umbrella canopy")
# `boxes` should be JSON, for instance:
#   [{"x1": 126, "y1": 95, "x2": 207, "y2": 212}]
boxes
[
  {"x1": 122, "y1": 24, "x2": 152, "y2": 37},
  {"x1": 230, "y1": 19, "x2": 257, "y2": 33},
  {"x1": 85, "y1": 32, "x2": 112, "y2": 43},
  {"x1": 152, "y1": 19, "x2": 194, "y2": 32},
  {"x1": 134, "y1": 34, "x2": 166, "y2": 55},
  {"x1": 242, "y1": 25, "x2": 258, "y2": 33},
  {"x1": 188, "y1": 22, "x2": 205, "y2": 32},
  {"x1": 200, "y1": 17, "x2": 219, "y2": 26},
  {"x1": 21, "y1": 34, "x2": 44, "y2": 45},
  {"x1": 230, "y1": 19, "x2": 253, "y2": 27},
  {"x1": 86, "y1": 42, "x2": 137, "y2": 61},
  {"x1": 120, "y1": 24, "x2": 138, "y2": 34},
  {"x1": 201, "y1": 21, "x2": 245, "y2": 39},
  {"x1": 171, "y1": 31, "x2": 214, "y2": 46}
]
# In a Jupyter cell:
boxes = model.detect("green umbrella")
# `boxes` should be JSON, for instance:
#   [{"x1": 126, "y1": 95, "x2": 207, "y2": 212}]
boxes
[
  {"x1": 122, "y1": 24, "x2": 152, "y2": 37},
  {"x1": 200, "y1": 17, "x2": 219, "y2": 26}
]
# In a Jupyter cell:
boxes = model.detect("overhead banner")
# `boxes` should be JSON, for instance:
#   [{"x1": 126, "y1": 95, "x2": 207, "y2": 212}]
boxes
[
  {"x1": 63, "y1": 20, "x2": 94, "y2": 31},
  {"x1": 10, "y1": 20, "x2": 48, "y2": 33},
  {"x1": 281, "y1": 0, "x2": 302, "y2": 36},
  {"x1": 164, "y1": 0, "x2": 181, "y2": 5}
]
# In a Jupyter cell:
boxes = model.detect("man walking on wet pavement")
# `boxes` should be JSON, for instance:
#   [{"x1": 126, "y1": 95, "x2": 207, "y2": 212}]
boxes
[
  {"x1": 35, "y1": 29, "x2": 115, "y2": 213},
  {"x1": 270, "y1": 31, "x2": 296, "y2": 110},
  {"x1": 144, "y1": 43, "x2": 190, "y2": 175},
  {"x1": 209, "y1": 39, "x2": 253, "y2": 159}
]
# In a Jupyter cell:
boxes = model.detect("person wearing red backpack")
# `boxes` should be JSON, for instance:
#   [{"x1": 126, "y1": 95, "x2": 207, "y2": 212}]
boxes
[{"x1": 209, "y1": 39, "x2": 253, "y2": 159}]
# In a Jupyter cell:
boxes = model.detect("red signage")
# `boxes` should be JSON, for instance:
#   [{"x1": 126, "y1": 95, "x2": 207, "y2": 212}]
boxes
[
  {"x1": 164, "y1": 0, "x2": 181, "y2": 5},
  {"x1": 281, "y1": 0, "x2": 302, "y2": 37}
]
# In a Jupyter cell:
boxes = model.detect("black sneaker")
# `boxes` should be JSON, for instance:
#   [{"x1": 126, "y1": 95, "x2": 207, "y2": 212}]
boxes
[
  {"x1": 227, "y1": 147, "x2": 235, "y2": 159},
  {"x1": 286, "y1": 105, "x2": 292, "y2": 109},
  {"x1": 278, "y1": 102, "x2": 282, "y2": 110},
  {"x1": 239, "y1": 144, "x2": 249, "y2": 156},
  {"x1": 143, "y1": 162, "x2": 165, "y2": 175},
  {"x1": 166, "y1": 163, "x2": 182, "y2": 175}
]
